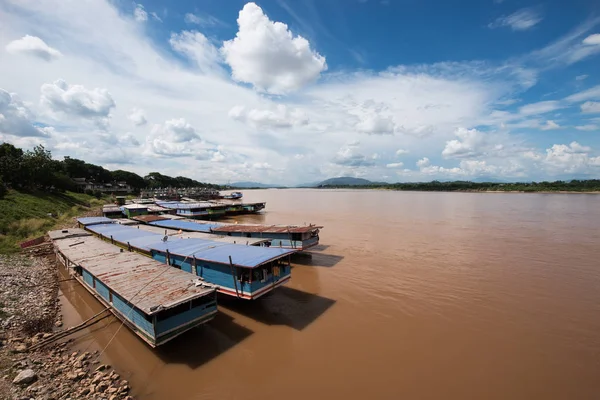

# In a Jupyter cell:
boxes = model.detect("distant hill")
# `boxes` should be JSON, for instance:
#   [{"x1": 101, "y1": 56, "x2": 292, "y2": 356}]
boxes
[
  {"x1": 471, "y1": 176, "x2": 507, "y2": 183},
  {"x1": 230, "y1": 181, "x2": 285, "y2": 188},
  {"x1": 317, "y1": 177, "x2": 376, "y2": 186},
  {"x1": 296, "y1": 181, "x2": 322, "y2": 188}
]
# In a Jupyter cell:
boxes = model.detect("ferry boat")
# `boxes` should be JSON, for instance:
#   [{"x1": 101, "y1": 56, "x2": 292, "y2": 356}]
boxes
[
  {"x1": 50, "y1": 228, "x2": 218, "y2": 347},
  {"x1": 156, "y1": 201, "x2": 228, "y2": 220},
  {"x1": 222, "y1": 191, "x2": 243, "y2": 199},
  {"x1": 211, "y1": 200, "x2": 266, "y2": 215},
  {"x1": 145, "y1": 219, "x2": 322, "y2": 250}
]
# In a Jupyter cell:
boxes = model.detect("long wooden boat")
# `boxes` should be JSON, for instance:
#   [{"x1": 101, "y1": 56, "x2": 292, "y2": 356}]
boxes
[
  {"x1": 143, "y1": 219, "x2": 322, "y2": 250},
  {"x1": 77, "y1": 218, "x2": 296, "y2": 300},
  {"x1": 49, "y1": 228, "x2": 218, "y2": 347}
]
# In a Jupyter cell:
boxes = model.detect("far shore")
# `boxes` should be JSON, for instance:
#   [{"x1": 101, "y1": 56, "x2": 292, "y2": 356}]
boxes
[{"x1": 301, "y1": 187, "x2": 600, "y2": 194}]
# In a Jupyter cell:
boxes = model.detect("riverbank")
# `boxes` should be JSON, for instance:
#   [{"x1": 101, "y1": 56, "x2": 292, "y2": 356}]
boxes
[
  {"x1": 316, "y1": 187, "x2": 600, "y2": 194},
  {"x1": 315, "y1": 179, "x2": 600, "y2": 193},
  {"x1": 0, "y1": 190, "x2": 109, "y2": 254},
  {"x1": 0, "y1": 206, "x2": 137, "y2": 400},
  {"x1": 0, "y1": 253, "x2": 134, "y2": 400}
]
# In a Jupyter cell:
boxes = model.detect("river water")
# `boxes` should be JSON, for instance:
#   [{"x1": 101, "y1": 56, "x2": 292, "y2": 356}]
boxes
[{"x1": 59, "y1": 189, "x2": 600, "y2": 400}]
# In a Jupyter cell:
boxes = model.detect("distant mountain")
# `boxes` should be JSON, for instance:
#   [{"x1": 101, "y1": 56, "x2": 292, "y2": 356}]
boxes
[
  {"x1": 471, "y1": 176, "x2": 507, "y2": 183},
  {"x1": 296, "y1": 181, "x2": 322, "y2": 188},
  {"x1": 317, "y1": 177, "x2": 376, "y2": 186},
  {"x1": 229, "y1": 181, "x2": 285, "y2": 188}
]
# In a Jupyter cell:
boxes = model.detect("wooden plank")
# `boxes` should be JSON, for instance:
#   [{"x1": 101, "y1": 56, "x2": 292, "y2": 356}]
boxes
[{"x1": 19, "y1": 236, "x2": 46, "y2": 249}]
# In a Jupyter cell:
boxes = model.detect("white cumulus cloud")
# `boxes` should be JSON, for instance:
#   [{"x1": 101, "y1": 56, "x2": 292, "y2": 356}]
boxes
[
  {"x1": 153, "y1": 118, "x2": 199, "y2": 143},
  {"x1": 221, "y1": 2, "x2": 327, "y2": 94},
  {"x1": 355, "y1": 113, "x2": 395, "y2": 135},
  {"x1": 442, "y1": 128, "x2": 489, "y2": 158},
  {"x1": 333, "y1": 145, "x2": 375, "y2": 167},
  {"x1": 5, "y1": 35, "x2": 62, "y2": 61},
  {"x1": 540, "y1": 141, "x2": 600, "y2": 172},
  {"x1": 128, "y1": 108, "x2": 147, "y2": 126},
  {"x1": 40, "y1": 79, "x2": 116, "y2": 128},
  {"x1": 0, "y1": 89, "x2": 48, "y2": 137},
  {"x1": 145, "y1": 118, "x2": 213, "y2": 158}
]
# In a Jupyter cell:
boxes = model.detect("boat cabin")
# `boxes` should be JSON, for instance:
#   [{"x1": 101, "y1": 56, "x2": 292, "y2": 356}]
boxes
[
  {"x1": 210, "y1": 225, "x2": 322, "y2": 250},
  {"x1": 157, "y1": 201, "x2": 227, "y2": 219},
  {"x1": 121, "y1": 204, "x2": 148, "y2": 218},
  {"x1": 150, "y1": 239, "x2": 295, "y2": 300},
  {"x1": 102, "y1": 205, "x2": 124, "y2": 219}
]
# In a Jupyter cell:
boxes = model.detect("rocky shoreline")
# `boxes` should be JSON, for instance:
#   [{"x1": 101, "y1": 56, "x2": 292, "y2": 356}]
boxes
[{"x1": 0, "y1": 245, "x2": 135, "y2": 399}]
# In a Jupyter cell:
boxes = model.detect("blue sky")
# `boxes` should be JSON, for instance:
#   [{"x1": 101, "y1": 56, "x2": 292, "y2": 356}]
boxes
[{"x1": 1, "y1": 0, "x2": 600, "y2": 184}]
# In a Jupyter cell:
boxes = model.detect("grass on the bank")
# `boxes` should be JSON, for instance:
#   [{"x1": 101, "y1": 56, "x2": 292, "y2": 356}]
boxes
[{"x1": 0, "y1": 189, "x2": 107, "y2": 254}]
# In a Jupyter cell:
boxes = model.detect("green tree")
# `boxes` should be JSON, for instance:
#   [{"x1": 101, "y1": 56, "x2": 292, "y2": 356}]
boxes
[
  {"x1": 111, "y1": 170, "x2": 146, "y2": 190},
  {"x1": 22, "y1": 145, "x2": 56, "y2": 188},
  {"x1": 62, "y1": 156, "x2": 88, "y2": 178},
  {"x1": 0, "y1": 142, "x2": 25, "y2": 187}
]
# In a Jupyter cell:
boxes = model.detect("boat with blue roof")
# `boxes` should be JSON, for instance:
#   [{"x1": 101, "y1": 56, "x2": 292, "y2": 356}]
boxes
[
  {"x1": 156, "y1": 201, "x2": 228, "y2": 219},
  {"x1": 143, "y1": 218, "x2": 322, "y2": 250},
  {"x1": 77, "y1": 217, "x2": 296, "y2": 300}
]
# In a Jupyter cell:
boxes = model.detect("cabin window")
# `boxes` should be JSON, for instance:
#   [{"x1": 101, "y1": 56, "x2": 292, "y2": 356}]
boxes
[
  {"x1": 253, "y1": 269, "x2": 262, "y2": 282},
  {"x1": 246, "y1": 233, "x2": 251, "y2": 238},
  {"x1": 93, "y1": 278, "x2": 96, "y2": 288},
  {"x1": 156, "y1": 302, "x2": 191, "y2": 321},
  {"x1": 291, "y1": 233, "x2": 302, "y2": 241},
  {"x1": 191, "y1": 295, "x2": 214, "y2": 309},
  {"x1": 237, "y1": 269, "x2": 251, "y2": 283},
  {"x1": 109, "y1": 292, "x2": 113, "y2": 304}
]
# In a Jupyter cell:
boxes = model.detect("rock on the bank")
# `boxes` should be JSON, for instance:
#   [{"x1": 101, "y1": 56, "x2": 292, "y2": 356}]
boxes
[{"x1": 13, "y1": 369, "x2": 37, "y2": 385}]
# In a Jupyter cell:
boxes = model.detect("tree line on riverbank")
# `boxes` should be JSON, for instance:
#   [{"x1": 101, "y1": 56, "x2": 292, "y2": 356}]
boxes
[
  {"x1": 0, "y1": 143, "x2": 223, "y2": 198},
  {"x1": 318, "y1": 180, "x2": 600, "y2": 192}
]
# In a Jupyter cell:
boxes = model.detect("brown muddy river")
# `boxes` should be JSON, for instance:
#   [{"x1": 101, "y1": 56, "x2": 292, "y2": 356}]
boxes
[{"x1": 59, "y1": 189, "x2": 600, "y2": 400}]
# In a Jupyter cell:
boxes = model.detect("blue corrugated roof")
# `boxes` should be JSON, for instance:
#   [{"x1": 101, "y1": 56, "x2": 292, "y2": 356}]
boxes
[
  {"x1": 155, "y1": 201, "x2": 219, "y2": 210},
  {"x1": 78, "y1": 217, "x2": 116, "y2": 226},
  {"x1": 151, "y1": 240, "x2": 295, "y2": 268},
  {"x1": 149, "y1": 219, "x2": 222, "y2": 233},
  {"x1": 128, "y1": 235, "x2": 169, "y2": 251},
  {"x1": 86, "y1": 223, "x2": 161, "y2": 251},
  {"x1": 86, "y1": 223, "x2": 294, "y2": 267}
]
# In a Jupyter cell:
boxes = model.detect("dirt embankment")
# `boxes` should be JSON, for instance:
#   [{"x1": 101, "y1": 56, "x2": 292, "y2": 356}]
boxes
[{"x1": 0, "y1": 213, "x2": 135, "y2": 400}]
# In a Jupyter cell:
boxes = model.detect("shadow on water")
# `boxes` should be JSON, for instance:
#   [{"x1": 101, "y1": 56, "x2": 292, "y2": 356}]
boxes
[
  {"x1": 219, "y1": 286, "x2": 336, "y2": 331},
  {"x1": 155, "y1": 312, "x2": 253, "y2": 369},
  {"x1": 292, "y1": 251, "x2": 344, "y2": 267},
  {"x1": 309, "y1": 244, "x2": 330, "y2": 251}
]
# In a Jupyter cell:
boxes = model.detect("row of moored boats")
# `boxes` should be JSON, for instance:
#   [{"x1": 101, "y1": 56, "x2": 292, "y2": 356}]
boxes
[{"x1": 50, "y1": 200, "x2": 323, "y2": 347}]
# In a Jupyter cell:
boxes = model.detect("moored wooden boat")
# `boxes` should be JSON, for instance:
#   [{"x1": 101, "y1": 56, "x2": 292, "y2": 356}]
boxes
[
  {"x1": 77, "y1": 218, "x2": 297, "y2": 300},
  {"x1": 50, "y1": 228, "x2": 218, "y2": 347}
]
